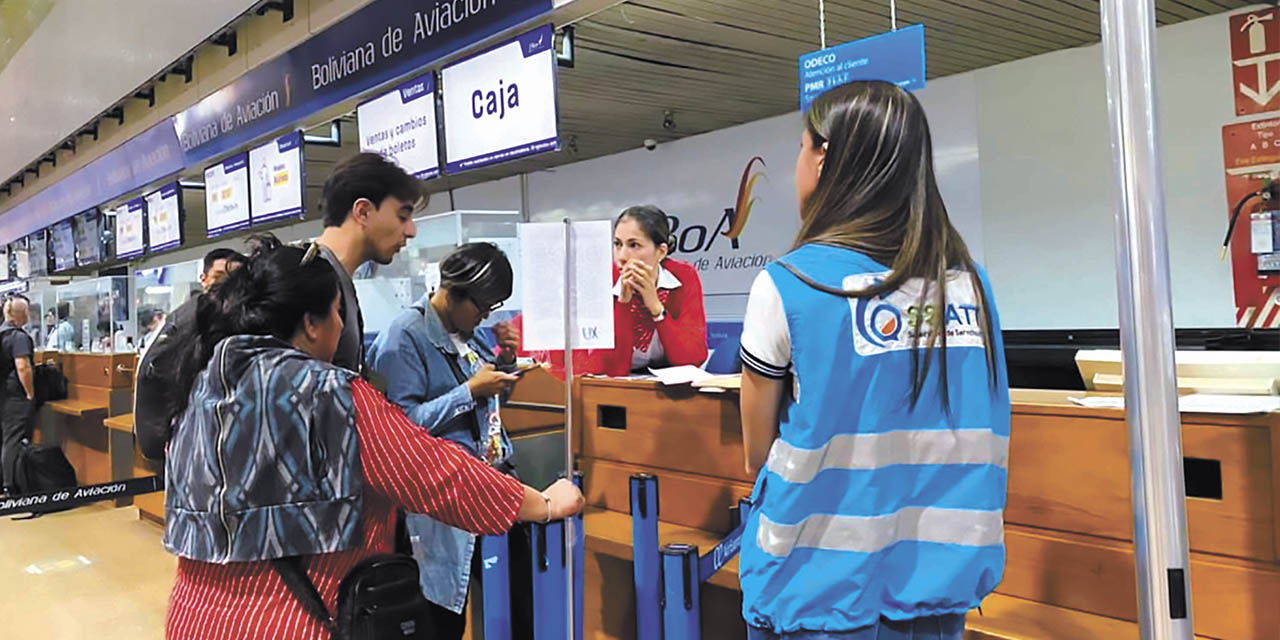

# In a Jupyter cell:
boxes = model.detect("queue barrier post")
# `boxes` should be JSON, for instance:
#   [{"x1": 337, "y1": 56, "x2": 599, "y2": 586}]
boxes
[
  {"x1": 660, "y1": 544, "x2": 701, "y2": 640},
  {"x1": 630, "y1": 473, "x2": 661, "y2": 640},
  {"x1": 479, "y1": 533, "x2": 512, "y2": 640}
]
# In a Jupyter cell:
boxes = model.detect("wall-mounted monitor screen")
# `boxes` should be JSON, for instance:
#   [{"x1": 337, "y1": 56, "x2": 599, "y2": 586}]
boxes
[
  {"x1": 145, "y1": 182, "x2": 183, "y2": 254},
  {"x1": 205, "y1": 153, "x2": 251, "y2": 238},
  {"x1": 358, "y1": 72, "x2": 441, "y2": 180},
  {"x1": 28, "y1": 231, "x2": 47, "y2": 277},
  {"x1": 10, "y1": 241, "x2": 28, "y2": 280},
  {"x1": 115, "y1": 197, "x2": 146, "y2": 260},
  {"x1": 0, "y1": 248, "x2": 9, "y2": 281},
  {"x1": 50, "y1": 220, "x2": 75, "y2": 272},
  {"x1": 72, "y1": 208, "x2": 103, "y2": 267},
  {"x1": 249, "y1": 131, "x2": 305, "y2": 224},
  {"x1": 442, "y1": 24, "x2": 559, "y2": 173}
]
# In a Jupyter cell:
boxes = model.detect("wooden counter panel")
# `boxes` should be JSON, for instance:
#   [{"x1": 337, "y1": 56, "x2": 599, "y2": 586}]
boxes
[
  {"x1": 63, "y1": 353, "x2": 136, "y2": 388},
  {"x1": 1007, "y1": 410, "x2": 1276, "y2": 561},
  {"x1": 580, "y1": 382, "x2": 750, "y2": 484},
  {"x1": 1000, "y1": 525, "x2": 1280, "y2": 640},
  {"x1": 581, "y1": 458, "x2": 752, "y2": 535}
]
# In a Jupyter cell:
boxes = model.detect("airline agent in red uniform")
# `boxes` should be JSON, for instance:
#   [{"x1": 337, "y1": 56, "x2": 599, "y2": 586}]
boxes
[{"x1": 500, "y1": 205, "x2": 709, "y2": 378}]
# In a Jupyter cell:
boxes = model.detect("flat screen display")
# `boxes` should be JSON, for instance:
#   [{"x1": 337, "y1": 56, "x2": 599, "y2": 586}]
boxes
[
  {"x1": 28, "y1": 232, "x2": 47, "y2": 277},
  {"x1": 115, "y1": 197, "x2": 146, "y2": 260},
  {"x1": 50, "y1": 221, "x2": 75, "y2": 272},
  {"x1": 13, "y1": 243, "x2": 29, "y2": 280},
  {"x1": 358, "y1": 72, "x2": 441, "y2": 180},
  {"x1": 442, "y1": 24, "x2": 559, "y2": 173},
  {"x1": 205, "y1": 153, "x2": 251, "y2": 237},
  {"x1": 249, "y1": 131, "x2": 305, "y2": 224},
  {"x1": 145, "y1": 182, "x2": 183, "y2": 253},
  {"x1": 72, "y1": 208, "x2": 103, "y2": 267}
]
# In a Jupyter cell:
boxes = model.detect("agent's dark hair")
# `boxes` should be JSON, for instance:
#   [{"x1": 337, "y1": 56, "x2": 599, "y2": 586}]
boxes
[
  {"x1": 788, "y1": 81, "x2": 997, "y2": 412},
  {"x1": 321, "y1": 152, "x2": 425, "y2": 227},
  {"x1": 138, "y1": 306, "x2": 162, "y2": 328},
  {"x1": 441, "y1": 242, "x2": 513, "y2": 309},
  {"x1": 57, "y1": 301, "x2": 70, "y2": 320},
  {"x1": 170, "y1": 234, "x2": 340, "y2": 418},
  {"x1": 615, "y1": 205, "x2": 675, "y2": 251},
  {"x1": 202, "y1": 248, "x2": 246, "y2": 275}
]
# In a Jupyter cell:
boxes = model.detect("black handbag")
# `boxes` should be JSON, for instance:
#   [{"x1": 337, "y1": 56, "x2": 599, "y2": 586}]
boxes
[{"x1": 273, "y1": 553, "x2": 434, "y2": 640}]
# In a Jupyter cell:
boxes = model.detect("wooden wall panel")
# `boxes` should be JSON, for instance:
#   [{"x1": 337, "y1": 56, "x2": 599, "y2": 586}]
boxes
[{"x1": 581, "y1": 458, "x2": 751, "y2": 535}]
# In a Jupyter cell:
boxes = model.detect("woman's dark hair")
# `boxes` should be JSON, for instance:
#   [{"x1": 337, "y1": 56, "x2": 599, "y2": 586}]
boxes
[
  {"x1": 169, "y1": 234, "x2": 340, "y2": 418},
  {"x1": 615, "y1": 205, "x2": 675, "y2": 251},
  {"x1": 321, "y1": 152, "x2": 425, "y2": 228},
  {"x1": 57, "y1": 301, "x2": 70, "y2": 320},
  {"x1": 441, "y1": 242, "x2": 514, "y2": 309},
  {"x1": 788, "y1": 81, "x2": 997, "y2": 412},
  {"x1": 202, "y1": 247, "x2": 247, "y2": 275}
]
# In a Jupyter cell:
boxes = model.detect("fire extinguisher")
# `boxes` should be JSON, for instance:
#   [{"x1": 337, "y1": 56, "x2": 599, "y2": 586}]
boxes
[{"x1": 1223, "y1": 178, "x2": 1280, "y2": 274}]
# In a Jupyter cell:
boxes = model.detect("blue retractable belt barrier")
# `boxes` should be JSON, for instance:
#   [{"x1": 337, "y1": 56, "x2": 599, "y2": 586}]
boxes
[
  {"x1": 0, "y1": 475, "x2": 162, "y2": 517},
  {"x1": 630, "y1": 473, "x2": 660, "y2": 640},
  {"x1": 660, "y1": 544, "x2": 701, "y2": 640},
  {"x1": 480, "y1": 533, "x2": 513, "y2": 640},
  {"x1": 698, "y1": 496, "x2": 751, "y2": 581}
]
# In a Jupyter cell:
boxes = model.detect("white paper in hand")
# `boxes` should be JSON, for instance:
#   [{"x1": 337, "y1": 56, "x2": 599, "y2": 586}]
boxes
[
  {"x1": 519, "y1": 221, "x2": 614, "y2": 351},
  {"x1": 649, "y1": 365, "x2": 715, "y2": 386}
]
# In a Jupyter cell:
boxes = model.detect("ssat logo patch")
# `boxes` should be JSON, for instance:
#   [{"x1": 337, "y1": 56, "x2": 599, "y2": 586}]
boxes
[{"x1": 846, "y1": 271, "x2": 985, "y2": 356}]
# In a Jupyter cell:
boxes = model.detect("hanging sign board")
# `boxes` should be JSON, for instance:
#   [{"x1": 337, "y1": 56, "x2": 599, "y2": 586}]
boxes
[
  {"x1": 50, "y1": 221, "x2": 75, "y2": 273},
  {"x1": 115, "y1": 198, "x2": 146, "y2": 260},
  {"x1": 72, "y1": 209, "x2": 103, "y2": 267},
  {"x1": 798, "y1": 24, "x2": 926, "y2": 113},
  {"x1": 145, "y1": 183, "x2": 183, "y2": 253},
  {"x1": 1230, "y1": 10, "x2": 1280, "y2": 117},
  {"x1": 249, "y1": 131, "x2": 306, "y2": 224},
  {"x1": 442, "y1": 24, "x2": 559, "y2": 173},
  {"x1": 205, "y1": 154, "x2": 252, "y2": 238},
  {"x1": 358, "y1": 72, "x2": 442, "y2": 180},
  {"x1": 28, "y1": 232, "x2": 47, "y2": 277}
]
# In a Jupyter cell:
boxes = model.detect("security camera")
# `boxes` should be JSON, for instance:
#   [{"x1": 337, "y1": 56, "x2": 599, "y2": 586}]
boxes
[{"x1": 643, "y1": 138, "x2": 658, "y2": 151}]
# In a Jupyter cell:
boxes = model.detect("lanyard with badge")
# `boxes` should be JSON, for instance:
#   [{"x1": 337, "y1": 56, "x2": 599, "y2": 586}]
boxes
[{"x1": 462, "y1": 343, "x2": 511, "y2": 466}]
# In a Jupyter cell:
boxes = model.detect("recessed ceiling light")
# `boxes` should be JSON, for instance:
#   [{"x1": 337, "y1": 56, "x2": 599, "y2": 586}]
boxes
[{"x1": 7, "y1": 117, "x2": 13, "y2": 123}]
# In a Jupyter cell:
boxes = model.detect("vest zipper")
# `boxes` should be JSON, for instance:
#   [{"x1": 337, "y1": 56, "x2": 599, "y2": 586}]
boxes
[{"x1": 214, "y1": 344, "x2": 236, "y2": 560}]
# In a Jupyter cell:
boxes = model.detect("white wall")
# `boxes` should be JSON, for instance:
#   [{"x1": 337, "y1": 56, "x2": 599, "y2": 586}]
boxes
[{"x1": 976, "y1": 11, "x2": 1236, "y2": 329}]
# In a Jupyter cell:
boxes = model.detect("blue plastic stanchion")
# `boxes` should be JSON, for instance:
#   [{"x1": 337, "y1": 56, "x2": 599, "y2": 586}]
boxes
[
  {"x1": 480, "y1": 534, "x2": 512, "y2": 640},
  {"x1": 573, "y1": 472, "x2": 585, "y2": 640},
  {"x1": 660, "y1": 544, "x2": 701, "y2": 640},
  {"x1": 530, "y1": 519, "x2": 570, "y2": 640},
  {"x1": 630, "y1": 473, "x2": 660, "y2": 640}
]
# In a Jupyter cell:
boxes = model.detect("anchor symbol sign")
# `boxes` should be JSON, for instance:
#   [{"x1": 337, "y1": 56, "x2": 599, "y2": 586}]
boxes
[{"x1": 1232, "y1": 12, "x2": 1280, "y2": 114}]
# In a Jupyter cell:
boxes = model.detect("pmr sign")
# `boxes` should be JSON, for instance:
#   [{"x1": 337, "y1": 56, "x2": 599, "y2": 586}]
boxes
[{"x1": 798, "y1": 24, "x2": 926, "y2": 113}]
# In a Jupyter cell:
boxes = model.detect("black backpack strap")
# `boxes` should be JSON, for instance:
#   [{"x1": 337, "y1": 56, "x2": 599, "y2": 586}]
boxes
[{"x1": 271, "y1": 556, "x2": 336, "y2": 637}]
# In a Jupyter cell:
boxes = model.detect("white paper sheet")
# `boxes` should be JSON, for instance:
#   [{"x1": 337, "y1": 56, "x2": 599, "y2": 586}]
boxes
[
  {"x1": 1068, "y1": 394, "x2": 1280, "y2": 414},
  {"x1": 650, "y1": 365, "x2": 715, "y2": 386},
  {"x1": 519, "y1": 221, "x2": 614, "y2": 351}
]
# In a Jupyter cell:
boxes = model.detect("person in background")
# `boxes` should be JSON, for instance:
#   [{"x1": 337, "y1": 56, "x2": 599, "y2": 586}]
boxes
[
  {"x1": 314, "y1": 152, "x2": 424, "y2": 374},
  {"x1": 736, "y1": 81, "x2": 1010, "y2": 640},
  {"x1": 47, "y1": 301, "x2": 75, "y2": 352},
  {"x1": 368, "y1": 243, "x2": 525, "y2": 639},
  {"x1": 160, "y1": 236, "x2": 584, "y2": 640},
  {"x1": 0, "y1": 296, "x2": 36, "y2": 495},
  {"x1": 133, "y1": 247, "x2": 246, "y2": 460},
  {"x1": 507, "y1": 205, "x2": 708, "y2": 377},
  {"x1": 138, "y1": 307, "x2": 166, "y2": 355},
  {"x1": 42, "y1": 310, "x2": 55, "y2": 349}
]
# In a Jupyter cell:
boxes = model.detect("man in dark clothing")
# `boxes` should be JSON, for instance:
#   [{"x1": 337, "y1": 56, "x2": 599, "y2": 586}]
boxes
[
  {"x1": 314, "y1": 152, "x2": 424, "y2": 373},
  {"x1": 0, "y1": 296, "x2": 37, "y2": 494},
  {"x1": 133, "y1": 248, "x2": 246, "y2": 460}
]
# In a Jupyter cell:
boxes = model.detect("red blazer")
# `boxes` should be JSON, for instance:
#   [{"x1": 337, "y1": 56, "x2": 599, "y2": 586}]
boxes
[{"x1": 515, "y1": 258, "x2": 709, "y2": 378}]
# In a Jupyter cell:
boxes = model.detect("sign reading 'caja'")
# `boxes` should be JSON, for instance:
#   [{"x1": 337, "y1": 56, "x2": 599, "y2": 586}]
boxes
[{"x1": 173, "y1": 0, "x2": 552, "y2": 162}]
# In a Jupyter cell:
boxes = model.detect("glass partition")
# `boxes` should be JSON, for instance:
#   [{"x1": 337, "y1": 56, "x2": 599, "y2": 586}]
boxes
[
  {"x1": 52, "y1": 275, "x2": 135, "y2": 353},
  {"x1": 27, "y1": 281, "x2": 59, "y2": 350},
  {"x1": 356, "y1": 210, "x2": 522, "y2": 338},
  {"x1": 134, "y1": 259, "x2": 201, "y2": 352}
]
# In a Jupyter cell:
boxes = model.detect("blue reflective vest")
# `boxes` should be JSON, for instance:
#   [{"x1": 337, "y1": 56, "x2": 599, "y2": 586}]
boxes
[{"x1": 739, "y1": 244, "x2": 1011, "y2": 633}]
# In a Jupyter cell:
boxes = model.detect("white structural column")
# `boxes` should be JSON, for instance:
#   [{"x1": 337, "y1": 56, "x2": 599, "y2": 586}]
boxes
[{"x1": 1098, "y1": 1, "x2": 1195, "y2": 639}]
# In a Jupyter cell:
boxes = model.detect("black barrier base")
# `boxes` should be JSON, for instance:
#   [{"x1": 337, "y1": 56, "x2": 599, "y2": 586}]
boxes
[{"x1": 0, "y1": 475, "x2": 163, "y2": 517}]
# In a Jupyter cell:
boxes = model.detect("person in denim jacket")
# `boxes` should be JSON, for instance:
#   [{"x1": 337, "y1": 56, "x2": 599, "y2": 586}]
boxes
[{"x1": 367, "y1": 242, "x2": 526, "y2": 639}]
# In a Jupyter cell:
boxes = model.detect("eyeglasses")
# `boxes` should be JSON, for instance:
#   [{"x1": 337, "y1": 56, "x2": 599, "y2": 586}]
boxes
[
  {"x1": 469, "y1": 293, "x2": 504, "y2": 313},
  {"x1": 300, "y1": 242, "x2": 320, "y2": 266}
]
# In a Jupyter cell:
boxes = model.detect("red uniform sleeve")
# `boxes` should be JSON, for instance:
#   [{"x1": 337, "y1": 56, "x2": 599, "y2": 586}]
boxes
[
  {"x1": 654, "y1": 262, "x2": 709, "y2": 367},
  {"x1": 350, "y1": 378, "x2": 523, "y2": 535}
]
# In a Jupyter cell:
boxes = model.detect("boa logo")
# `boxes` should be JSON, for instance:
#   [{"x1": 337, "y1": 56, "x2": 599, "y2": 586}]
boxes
[
  {"x1": 667, "y1": 156, "x2": 767, "y2": 253},
  {"x1": 854, "y1": 296, "x2": 904, "y2": 348}
]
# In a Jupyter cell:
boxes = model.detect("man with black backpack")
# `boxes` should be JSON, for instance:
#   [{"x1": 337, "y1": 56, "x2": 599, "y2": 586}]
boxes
[{"x1": 0, "y1": 295, "x2": 37, "y2": 495}]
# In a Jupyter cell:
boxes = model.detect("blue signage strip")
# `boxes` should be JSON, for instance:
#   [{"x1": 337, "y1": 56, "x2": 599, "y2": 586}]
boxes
[
  {"x1": 173, "y1": 0, "x2": 551, "y2": 162},
  {"x1": 798, "y1": 24, "x2": 926, "y2": 113}
]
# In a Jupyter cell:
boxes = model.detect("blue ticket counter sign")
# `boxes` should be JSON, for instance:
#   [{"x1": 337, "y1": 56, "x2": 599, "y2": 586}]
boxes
[{"x1": 798, "y1": 24, "x2": 926, "y2": 112}]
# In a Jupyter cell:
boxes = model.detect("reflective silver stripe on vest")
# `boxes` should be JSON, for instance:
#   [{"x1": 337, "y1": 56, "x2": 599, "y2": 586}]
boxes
[
  {"x1": 765, "y1": 429, "x2": 1009, "y2": 484},
  {"x1": 755, "y1": 507, "x2": 1005, "y2": 557}
]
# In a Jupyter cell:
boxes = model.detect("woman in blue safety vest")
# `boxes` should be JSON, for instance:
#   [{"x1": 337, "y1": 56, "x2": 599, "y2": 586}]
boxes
[{"x1": 737, "y1": 80, "x2": 1010, "y2": 640}]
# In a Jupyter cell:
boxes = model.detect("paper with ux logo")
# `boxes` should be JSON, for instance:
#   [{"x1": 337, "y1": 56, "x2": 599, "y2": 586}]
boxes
[{"x1": 518, "y1": 221, "x2": 614, "y2": 351}]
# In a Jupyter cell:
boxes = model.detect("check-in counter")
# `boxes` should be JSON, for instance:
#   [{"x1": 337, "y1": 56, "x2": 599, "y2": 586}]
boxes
[
  {"x1": 574, "y1": 381, "x2": 1280, "y2": 640},
  {"x1": 34, "y1": 351, "x2": 137, "y2": 496}
]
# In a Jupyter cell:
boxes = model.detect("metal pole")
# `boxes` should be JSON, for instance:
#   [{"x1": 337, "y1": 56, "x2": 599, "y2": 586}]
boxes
[
  {"x1": 1097, "y1": 1, "x2": 1194, "y2": 639},
  {"x1": 562, "y1": 218, "x2": 575, "y2": 640}
]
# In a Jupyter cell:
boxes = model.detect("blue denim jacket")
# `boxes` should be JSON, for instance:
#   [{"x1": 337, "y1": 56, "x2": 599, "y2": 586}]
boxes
[{"x1": 367, "y1": 296, "x2": 515, "y2": 613}]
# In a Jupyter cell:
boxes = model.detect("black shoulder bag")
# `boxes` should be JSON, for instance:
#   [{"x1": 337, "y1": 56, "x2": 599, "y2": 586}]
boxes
[{"x1": 272, "y1": 554, "x2": 434, "y2": 640}]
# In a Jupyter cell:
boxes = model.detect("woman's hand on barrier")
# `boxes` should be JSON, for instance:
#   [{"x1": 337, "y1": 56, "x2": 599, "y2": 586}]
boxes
[
  {"x1": 467, "y1": 364, "x2": 518, "y2": 399},
  {"x1": 543, "y1": 478, "x2": 586, "y2": 520},
  {"x1": 492, "y1": 322, "x2": 520, "y2": 364}
]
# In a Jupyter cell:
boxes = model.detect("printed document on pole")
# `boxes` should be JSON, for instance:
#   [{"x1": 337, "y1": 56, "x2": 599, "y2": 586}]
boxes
[{"x1": 519, "y1": 221, "x2": 613, "y2": 350}]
